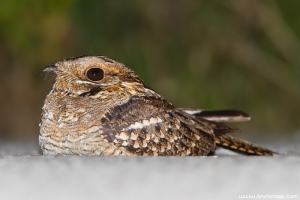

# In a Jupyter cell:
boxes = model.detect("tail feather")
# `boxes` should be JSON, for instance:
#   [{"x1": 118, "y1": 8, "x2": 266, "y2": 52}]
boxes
[
  {"x1": 181, "y1": 109, "x2": 251, "y2": 122},
  {"x1": 200, "y1": 119, "x2": 240, "y2": 135},
  {"x1": 215, "y1": 134, "x2": 277, "y2": 156}
]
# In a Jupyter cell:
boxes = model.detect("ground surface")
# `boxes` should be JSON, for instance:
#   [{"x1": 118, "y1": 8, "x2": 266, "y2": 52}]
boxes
[{"x1": 0, "y1": 138, "x2": 299, "y2": 200}]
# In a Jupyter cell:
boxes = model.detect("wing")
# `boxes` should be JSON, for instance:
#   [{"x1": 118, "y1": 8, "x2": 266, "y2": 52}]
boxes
[
  {"x1": 215, "y1": 134, "x2": 276, "y2": 156},
  {"x1": 99, "y1": 95, "x2": 215, "y2": 156},
  {"x1": 178, "y1": 108, "x2": 251, "y2": 135},
  {"x1": 180, "y1": 109, "x2": 251, "y2": 122}
]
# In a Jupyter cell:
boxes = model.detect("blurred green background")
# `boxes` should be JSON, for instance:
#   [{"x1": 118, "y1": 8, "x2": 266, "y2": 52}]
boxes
[{"x1": 1, "y1": 0, "x2": 300, "y2": 140}]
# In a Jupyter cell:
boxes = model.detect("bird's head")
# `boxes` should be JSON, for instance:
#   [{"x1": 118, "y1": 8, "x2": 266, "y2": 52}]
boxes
[{"x1": 44, "y1": 56, "x2": 146, "y2": 96}]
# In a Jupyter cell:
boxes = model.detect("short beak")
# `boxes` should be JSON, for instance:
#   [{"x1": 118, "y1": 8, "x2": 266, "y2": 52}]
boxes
[{"x1": 43, "y1": 64, "x2": 59, "y2": 72}]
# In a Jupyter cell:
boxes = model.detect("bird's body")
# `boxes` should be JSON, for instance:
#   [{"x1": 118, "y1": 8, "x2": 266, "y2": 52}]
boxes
[{"x1": 39, "y1": 56, "x2": 275, "y2": 156}]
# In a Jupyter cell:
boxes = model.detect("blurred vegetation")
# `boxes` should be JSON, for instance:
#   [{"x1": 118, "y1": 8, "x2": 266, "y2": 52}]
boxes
[{"x1": 1, "y1": 0, "x2": 300, "y2": 139}]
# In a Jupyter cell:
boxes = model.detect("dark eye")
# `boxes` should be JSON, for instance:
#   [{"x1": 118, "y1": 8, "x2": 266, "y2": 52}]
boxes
[{"x1": 86, "y1": 68, "x2": 104, "y2": 81}]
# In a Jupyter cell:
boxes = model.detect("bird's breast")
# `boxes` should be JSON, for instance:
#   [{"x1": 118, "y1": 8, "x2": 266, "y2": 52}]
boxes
[{"x1": 39, "y1": 91, "x2": 130, "y2": 156}]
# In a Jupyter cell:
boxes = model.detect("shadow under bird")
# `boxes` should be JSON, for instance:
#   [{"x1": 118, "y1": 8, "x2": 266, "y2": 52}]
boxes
[{"x1": 39, "y1": 56, "x2": 276, "y2": 156}]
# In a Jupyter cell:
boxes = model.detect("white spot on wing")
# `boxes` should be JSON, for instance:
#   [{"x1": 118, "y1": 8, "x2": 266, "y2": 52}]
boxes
[
  {"x1": 142, "y1": 120, "x2": 150, "y2": 126},
  {"x1": 183, "y1": 109, "x2": 251, "y2": 122},
  {"x1": 203, "y1": 116, "x2": 251, "y2": 122},
  {"x1": 130, "y1": 122, "x2": 144, "y2": 129},
  {"x1": 127, "y1": 116, "x2": 163, "y2": 130},
  {"x1": 133, "y1": 141, "x2": 139, "y2": 148},
  {"x1": 130, "y1": 132, "x2": 138, "y2": 140},
  {"x1": 122, "y1": 141, "x2": 128, "y2": 146},
  {"x1": 150, "y1": 117, "x2": 158, "y2": 123},
  {"x1": 118, "y1": 132, "x2": 129, "y2": 140},
  {"x1": 184, "y1": 110, "x2": 204, "y2": 115},
  {"x1": 157, "y1": 117, "x2": 162, "y2": 123}
]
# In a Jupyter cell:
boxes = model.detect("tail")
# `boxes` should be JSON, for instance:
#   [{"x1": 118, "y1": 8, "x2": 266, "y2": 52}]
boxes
[
  {"x1": 181, "y1": 108, "x2": 277, "y2": 156},
  {"x1": 215, "y1": 134, "x2": 277, "y2": 156}
]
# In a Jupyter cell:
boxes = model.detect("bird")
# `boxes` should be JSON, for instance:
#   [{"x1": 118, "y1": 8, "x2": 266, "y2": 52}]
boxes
[{"x1": 39, "y1": 55, "x2": 276, "y2": 156}]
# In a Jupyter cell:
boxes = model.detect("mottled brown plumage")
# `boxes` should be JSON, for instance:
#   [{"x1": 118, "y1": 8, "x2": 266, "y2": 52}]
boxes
[{"x1": 39, "y1": 56, "x2": 276, "y2": 156}]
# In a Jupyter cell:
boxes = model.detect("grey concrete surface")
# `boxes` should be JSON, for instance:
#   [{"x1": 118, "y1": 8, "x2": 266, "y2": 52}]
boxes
[{"x1": 0, "y1": 139, "x2": 299, "y2": 200}]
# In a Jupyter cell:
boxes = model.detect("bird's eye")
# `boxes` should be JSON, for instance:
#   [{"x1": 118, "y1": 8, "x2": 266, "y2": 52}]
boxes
[{"x1": 86, "y1": 68, "x2": 104, "y2": 81}]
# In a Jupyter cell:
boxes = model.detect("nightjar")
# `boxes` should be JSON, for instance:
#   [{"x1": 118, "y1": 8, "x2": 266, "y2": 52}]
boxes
[{"x1": 39, "y1": 56, "x2": 276, "y2": 156}]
